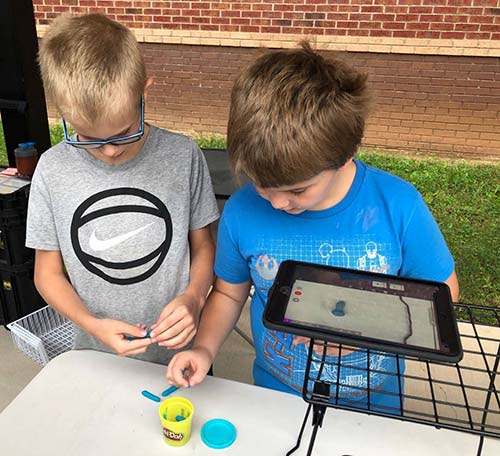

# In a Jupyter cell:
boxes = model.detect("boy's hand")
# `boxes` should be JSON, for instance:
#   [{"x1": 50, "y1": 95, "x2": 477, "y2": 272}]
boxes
[
  {"x1": 149, "y1": 293, "x2": 202, "y2": 349},
  {"x1": 291, "y1": 336, "x2": 356, "y2": 357},
  {"x1": 166, "y1": 347, "x2": 212, "y2": 388},
  {"x1": 90, "y1": 318, "x2": 152, "y2": 356}
]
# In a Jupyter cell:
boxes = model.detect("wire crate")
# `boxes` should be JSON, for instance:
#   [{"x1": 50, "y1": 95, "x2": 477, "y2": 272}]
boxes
[
  {"x1": 7, "y1": 305, "x2": 74, "y2": 366},
  {"x1": 288, "y1": 303, "x2": 500, "y2": 456}
]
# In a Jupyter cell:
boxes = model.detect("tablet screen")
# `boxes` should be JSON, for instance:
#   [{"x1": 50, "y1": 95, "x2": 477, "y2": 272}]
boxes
[{"x1": 283, "y1": 278, "x2": 440, "y2": 350}]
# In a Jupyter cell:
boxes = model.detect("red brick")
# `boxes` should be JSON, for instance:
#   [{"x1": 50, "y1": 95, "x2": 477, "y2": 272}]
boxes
[
  {"x1": 465, "y1": 32, "x2": 493, "y2": 39},
  {"x1": 440, "y1": 31, "x2": 466, "y2": 39},
  {"x1": 230, "y1": 18, "x2": 250, "y2": 25},
  {"x1": 420, "y1": 14, "x2": 444, "y2": 22},
  {"x1": 53, "y1": 6, "x2": 71, "y2": 13},
  {"x1": 360, "y1": 21, "x2": 381, "y2": 29},
  {"x1": 432, "y1": 7, "x2": 458, "y2": 15},
  {"x1": 369, "y1": 29, "x2": 393, "y2": 37},
  {"x1": 480, "y1": 24, "x2": 500, "y2": 32},
  {"x1": 430, "y1": 22, "x2": 455, "y2": 31},
  {"x1": 219, "y1": 25, "x2": 239, "y2": 32},
  {"x1": 261, "y1": 26, "x2": 281, "y2": 33},
  {"x1": 360, "y1": 5, "x2": 383, "y2": 13},
  {"x1": 326, "y1": 28, "x2": 347, "y2": 35},
  {"x1": 406, "y1": 22, "x2": 430, "y2": 31},
  {"x1": 408, "y1": 7, "x2": 433, "y2": 14},
  {"x1": 240, "y1": 25, "x2": 260, "y2": 32},
  {"x1": 382, "y1": 21, "x2": 405, "y2": 30},
  {"x1": 392, "y1": 30, "x2": 418, "y2": 38},
  {"x1": 372, "y1": 14, "x2": 396, "y2": 21}
]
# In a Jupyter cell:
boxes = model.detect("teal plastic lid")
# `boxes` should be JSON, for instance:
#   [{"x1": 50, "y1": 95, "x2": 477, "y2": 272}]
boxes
[{"x1": 201, "y1": 418, "x2": 237, "y2": 449}]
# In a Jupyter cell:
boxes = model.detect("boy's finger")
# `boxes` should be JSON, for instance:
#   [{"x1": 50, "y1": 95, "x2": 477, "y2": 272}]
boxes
[
  {"x1": 151, "y1": 318, "x2": 185, "y2": 342},
  {"x1": 160, "y1": 328, "x2": 195, "y2": 349},
  {"x1": 166, "y1": 329, "x2": 197, "y2": 350},
  {"x1": 157, "y1": 324, "x2": 189, "y2": 346},
  {"x1": 124, "y1": 337, "x2": 152, "y2": 351},
  {"x1": 188, "y1": 367, "x2": 208, "y2": 387},
  {"x1": 119, "y1": 322, "x2": 148, "y2": 338},
  {"x1": 151, "y1": 305, "x2": 177, "y2": 331},
  {"x1": 168, "y1": 358, "x2": 191, "y2": 387}
]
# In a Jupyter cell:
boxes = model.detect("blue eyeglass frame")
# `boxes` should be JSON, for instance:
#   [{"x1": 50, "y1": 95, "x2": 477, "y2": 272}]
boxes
[{"x1": 61, "y1": 95, "x2": 145, "y2": 149}]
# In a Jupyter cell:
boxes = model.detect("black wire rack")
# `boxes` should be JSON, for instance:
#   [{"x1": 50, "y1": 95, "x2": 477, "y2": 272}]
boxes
[{"x1": 287, "y1": 303, "x2": 500, "y2": 456}]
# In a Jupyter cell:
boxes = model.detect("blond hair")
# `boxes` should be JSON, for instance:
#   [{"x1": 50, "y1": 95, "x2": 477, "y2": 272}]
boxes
[
  {"x1": 227, "y1": 41, "x2": 372, "y2": 187},
  {"x1": 39, "y1": 13, "x2": 147, "y2": 126}
]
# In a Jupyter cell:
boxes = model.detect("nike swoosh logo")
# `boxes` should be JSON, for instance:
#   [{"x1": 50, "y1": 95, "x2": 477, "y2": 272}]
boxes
[{"x1": 89, "y1": 222, "x2": 156, "y2": 252}]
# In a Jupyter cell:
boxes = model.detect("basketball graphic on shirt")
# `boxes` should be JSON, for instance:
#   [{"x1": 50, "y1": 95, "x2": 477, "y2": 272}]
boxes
[{"x1": 71, "y1": 187, "x2": 172, "y2": 284}]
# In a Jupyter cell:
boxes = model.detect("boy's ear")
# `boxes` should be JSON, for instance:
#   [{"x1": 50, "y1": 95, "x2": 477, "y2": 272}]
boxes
[{"x1": 143, "y1": 77, "x2": 154, "y2": 99}]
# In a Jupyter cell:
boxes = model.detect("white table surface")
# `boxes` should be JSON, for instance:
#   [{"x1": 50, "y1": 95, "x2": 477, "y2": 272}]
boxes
[{"x1": 1, "y1": 350, "x2": 499, "y2": 455}]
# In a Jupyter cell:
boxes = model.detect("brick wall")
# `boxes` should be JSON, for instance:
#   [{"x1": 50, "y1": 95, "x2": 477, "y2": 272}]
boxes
[
  {"x1": 145, "y1": 45, "x2": 500, "y2": 161},
  {"x1": 35, "y1": 2, "x2": 500, "y2": 161},
  {"x1": 33, "y1": 0, "x2": 500, "y2": 41},
  {"x1": 44, "y1": 43, "x2": 499, "y2": 161}
]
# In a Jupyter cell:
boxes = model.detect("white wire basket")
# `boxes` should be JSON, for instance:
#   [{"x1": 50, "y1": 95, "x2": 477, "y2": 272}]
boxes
[{"x1": 7, "y1": 305, "x2": 74, "y2": 366}]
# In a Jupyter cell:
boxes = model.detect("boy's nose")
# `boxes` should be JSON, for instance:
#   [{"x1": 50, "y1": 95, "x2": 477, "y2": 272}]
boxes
[
  {"x1": 100, "y1": 143, "x2": 120, "y2": 156},
  {"x1": 270, "y1": 194, "x2": 290, "y2": 210}
]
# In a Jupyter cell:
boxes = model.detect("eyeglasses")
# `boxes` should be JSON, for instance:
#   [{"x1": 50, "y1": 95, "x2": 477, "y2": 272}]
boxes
[{"x1": 61, "y1": 96, "x2": 144, "y2": 150}]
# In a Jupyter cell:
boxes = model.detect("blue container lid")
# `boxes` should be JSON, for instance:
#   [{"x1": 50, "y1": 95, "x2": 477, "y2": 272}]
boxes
[
  {"x1": 201, "y1": 418, "x2": 237, "y2": 449},
  {"x1": 18, "y1": 142, "x2": 36, "y2": 149}
]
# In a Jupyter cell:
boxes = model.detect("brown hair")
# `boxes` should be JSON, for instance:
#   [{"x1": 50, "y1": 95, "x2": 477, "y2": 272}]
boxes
[
  {"x1": 39, "y1": 13, "x2": 147, "y2": 126},
  {"x1": 227, "y1": 41, "x2": 372, "y2": 187}
]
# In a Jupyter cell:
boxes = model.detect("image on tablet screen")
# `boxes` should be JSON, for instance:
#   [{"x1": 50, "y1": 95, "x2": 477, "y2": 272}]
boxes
[{"x1": 284, "y1": 279, "x2": 440, "y2": 349}]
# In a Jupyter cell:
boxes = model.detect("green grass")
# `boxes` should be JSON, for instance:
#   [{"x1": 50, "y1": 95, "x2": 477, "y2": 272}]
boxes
[{"x1": 1, "y1": 127, "x2": 498, "y2": 310}]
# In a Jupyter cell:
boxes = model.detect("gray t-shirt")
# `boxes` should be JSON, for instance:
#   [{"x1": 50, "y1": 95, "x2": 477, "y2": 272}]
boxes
[{"x1": 26, "y1": 125, "x2": 219, "y2": 364}]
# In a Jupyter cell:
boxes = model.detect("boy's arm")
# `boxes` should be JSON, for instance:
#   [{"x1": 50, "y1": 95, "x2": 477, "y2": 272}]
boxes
[
  {"x1": 34, "y1": 249, "x2": 151, "y2": 355},
  {"x1": 185, "y1": 225, "x2": 216, "y2": 309},
  {"x1": 150, "y1": 225, "x2": 216, "y2": 348},
  {"x1": 167, "y1": 277, "x2": 251, "y2": 386},
  {"x1": 445, "y1": 270, "x2": 460, "y2": 302}
]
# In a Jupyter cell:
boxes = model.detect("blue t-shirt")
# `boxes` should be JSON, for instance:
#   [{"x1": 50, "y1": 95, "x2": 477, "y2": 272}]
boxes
[{"x1": 215, "y1": 160, "x2": 454, "y2": 411}]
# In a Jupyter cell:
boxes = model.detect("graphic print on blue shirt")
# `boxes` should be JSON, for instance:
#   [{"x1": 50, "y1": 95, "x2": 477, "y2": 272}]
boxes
[{"x1": 250, "y1": 236, "x2": 399, "y2": 398}]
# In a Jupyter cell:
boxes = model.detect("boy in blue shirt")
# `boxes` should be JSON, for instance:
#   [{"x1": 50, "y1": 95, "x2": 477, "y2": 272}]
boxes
[{"x1": 167, "y1": 42, "x2": 459, "y2": 410}]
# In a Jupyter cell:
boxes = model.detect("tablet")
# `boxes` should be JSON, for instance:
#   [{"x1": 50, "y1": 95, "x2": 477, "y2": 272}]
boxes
[{"x1": 263, "y1": 260, "x2": 463, "y2": 363}]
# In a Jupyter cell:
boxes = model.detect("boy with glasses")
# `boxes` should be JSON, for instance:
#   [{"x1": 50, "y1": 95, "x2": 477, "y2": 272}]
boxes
[
  {"x1": 167, "y1": 42, "x2": 459, "y2": 413},
  {"x1": 26, "y1": 13, "x2": 219, "y2": 364}
]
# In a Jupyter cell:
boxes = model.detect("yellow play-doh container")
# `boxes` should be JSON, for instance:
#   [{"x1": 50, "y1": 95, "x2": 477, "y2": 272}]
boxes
[{"x1": 158, "y1": 397, "x2": 194, "y2": 447}]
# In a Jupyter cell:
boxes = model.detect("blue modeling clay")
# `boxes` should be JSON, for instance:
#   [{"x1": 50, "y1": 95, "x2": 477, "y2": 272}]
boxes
[
  {"x1": 332, "y1": 300, "x2": 346, "y2": 317},
  {"x1": 126, "y1": 329, "x2": 151, "y2": 341},
  {"x1": 176, "y1": 415, "x2": 186, "y2": 422},
  {"x1": 161, "y1": 385, "x2": 179, "y2": 397},
  {"x1": 141, "y1": 390, "x2": 160, "y2": 402}
]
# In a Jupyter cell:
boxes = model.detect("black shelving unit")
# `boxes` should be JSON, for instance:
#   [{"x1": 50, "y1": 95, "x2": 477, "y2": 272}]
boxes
[
  {"x1": 0, "y1": 176, "x2": 45, "y2": 326},
  {"x1": 287, "y1": 303, "x2": 500, "y2": 456}
]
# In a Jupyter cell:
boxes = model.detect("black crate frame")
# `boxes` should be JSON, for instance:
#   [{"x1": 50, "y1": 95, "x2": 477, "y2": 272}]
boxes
[
  {"x1": 0, "y1": 262, "x2": 45, "y2": 325},
  {"x1": 287, "y1": 303, "x2": 500, "y2": 456},
  {"x1": 0, "y1": 210, "x2": 33, "y2": 267}
]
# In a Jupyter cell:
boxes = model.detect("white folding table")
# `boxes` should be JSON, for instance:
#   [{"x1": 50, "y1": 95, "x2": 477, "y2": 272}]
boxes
[{"x1": 1, "y1": 349, "x2": 499, "y2": 455}]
